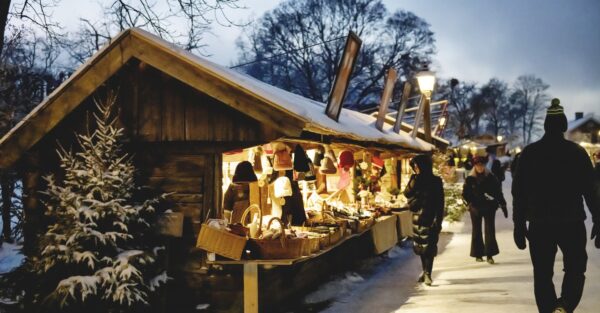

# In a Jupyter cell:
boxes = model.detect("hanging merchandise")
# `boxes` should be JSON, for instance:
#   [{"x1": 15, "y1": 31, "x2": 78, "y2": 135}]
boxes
[
  {"x1": 337, "y1": 167, "x2": 352, "y2": 190},
  {"x1": 249, "y1": 146, "x2": 264, "y2": 173},
  {"x1": 312, "y1": 145, "x2": 325, "y2": 167},
  {"x1": 338, "y1": 150, "x2": 355, "y2": 171},
  {"x1": 270, "y1": 176, "x2": 293, "y2": 218},
  {"x1": 274, "y1": 176, "x2": 293, "y2": 198},
  {"x1": 371, "y1": 155, "x2": 384, "y2": 170},
  {"x1": 293, "y1": 144, "x2": 311, "y2": 172},
  {"x1": 262, "y1": 143, "x2": 274, "y2": 155},
  {"x1": 319, "y1": 155, "x2": 337, "y2": 174},
  {"x1": 304, "y1": 160, "x2": 317, "y2": 182},
  {"x1": 232, "y1": 161, "x2": 258, "y2": 183},
  {"x1": 293, "y1": 144, "x2": 317, "y2": 181},
  {"x1": 273, "y1": 142, "x2": 293, "y2": 171}
]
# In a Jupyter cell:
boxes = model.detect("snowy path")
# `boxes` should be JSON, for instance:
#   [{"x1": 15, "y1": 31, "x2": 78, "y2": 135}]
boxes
[{"x1": 320, "y1": 176, "x2": 600, "y2": 313}]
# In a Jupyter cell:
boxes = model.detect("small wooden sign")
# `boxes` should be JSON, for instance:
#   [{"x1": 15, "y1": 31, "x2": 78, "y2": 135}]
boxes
[
  {"x1": 393, "y1": 82, "x2": 412, "y2": 133},
  {"x1": 325, "y1": 31, "x2": 362, "y2": 122},
  {"x1": 375, "y1": 68, "x2": 397, "y2": 131}
]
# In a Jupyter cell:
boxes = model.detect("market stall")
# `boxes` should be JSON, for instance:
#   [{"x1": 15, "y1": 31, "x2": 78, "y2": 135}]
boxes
[
  {"x1": 0, "y1": 28, "x2": 434, "y2": 312},
  {"x1": 196, "y1": 141, "x2": 420, "y2": 312}
]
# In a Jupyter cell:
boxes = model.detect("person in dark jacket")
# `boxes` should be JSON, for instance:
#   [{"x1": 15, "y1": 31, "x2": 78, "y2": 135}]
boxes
[
  {"x1": 463, "y1": 155, "x2": 508, "y2": 264},
  {"x1": 512, "y1": 99, "x2": 600, "y2": 313},
  {"x1": 510, "y1": 152, "x2": 521, "y2": 178},
  {"x1": 491, "y1": 159, "x2": 505, "y2": 182},
  {"x1": 223, "y1": 161, "x2": 257, "y2": 223},
  {"x1": 404, "y1": 154, "x2": 445, "y2": 286}
]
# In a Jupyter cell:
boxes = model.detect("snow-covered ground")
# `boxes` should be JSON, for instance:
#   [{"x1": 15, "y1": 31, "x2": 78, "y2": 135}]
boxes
[{"x1": 316, "y1": 175, "x2": 600, "y2": 313}]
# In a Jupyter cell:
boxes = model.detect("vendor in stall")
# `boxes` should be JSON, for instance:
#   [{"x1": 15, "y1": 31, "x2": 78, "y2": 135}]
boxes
[{"x1": 223, "y1": 161, "x2": 258, "y2": 223}]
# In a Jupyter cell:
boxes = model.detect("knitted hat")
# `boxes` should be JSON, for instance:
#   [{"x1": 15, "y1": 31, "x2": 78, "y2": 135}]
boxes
[
  {"x1": 273, "y1": 143, "x2": 293, "y2": 171},
  {"x1": 313, "y1": 151, "x2": 324, "y2": 167},
  {"x1": 372, "y1": 155, "x2": 384, "y2": 169},
  {"x1": 232, "y1": 161, "x2": 258, "y2": 183},
  {"x1": 312, "y1": 146, "x2": 325, "y2": 167},
  {"x1": 338, "y1": 150, "x2": 355, "y2": 169},
  {"x1": 273, "y1": 176, "x2": 293, "y2": 198},
  {"x1": 544, "y1": 98, "x2": 567, "y2": 133},
  {"x1": 473, "y1": 156, "x2": 487, "y2": 165},
  {"x1": 293, "y1": 144, "x2": 311, "y2": 172},
  {"x1": 319, "y1": 155, "x2": 337, "y2": 174}
]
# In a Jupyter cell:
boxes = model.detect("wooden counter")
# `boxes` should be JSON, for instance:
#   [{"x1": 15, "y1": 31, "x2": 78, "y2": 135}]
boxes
[{"x1": 207, "y1": 215, "x2": 400, "y2": 313}]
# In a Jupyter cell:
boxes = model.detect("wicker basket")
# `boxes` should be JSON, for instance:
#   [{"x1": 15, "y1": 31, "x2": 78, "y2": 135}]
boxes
[
  {"x1": 196, "y1": 224, "x2": 248, "y2": 260},
  {"x1": 240, "y1": 204, "x2": 263, "y2": 239},
  {"x1": 290, "y1": 226, "x2": 322, "y2": 255},
  {"x1": 248, "y1": 217, "x2": 305, "y2": 259},
  {"x1": 357, "y1": 217, "x2": 375, "y2": 233},
  {"x1": 329, "y1": 227, "x2": 343, "y2": 245}
]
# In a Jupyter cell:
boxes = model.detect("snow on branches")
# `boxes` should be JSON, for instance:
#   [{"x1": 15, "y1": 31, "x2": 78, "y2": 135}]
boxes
[{"x1": 27, "y1": 93, "x2": 167, "y2": 311}]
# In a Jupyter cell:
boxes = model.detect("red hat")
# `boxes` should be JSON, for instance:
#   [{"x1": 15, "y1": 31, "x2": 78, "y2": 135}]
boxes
[
  {"x1": 473, "y1": 156, "x2": 487, "y2": 165},
  {"x1": 338, "y1": 150, "x2": 355, "y2": 169},
  {"x1": 372, "y1": 155, "x2": 384, "y2": 169}
]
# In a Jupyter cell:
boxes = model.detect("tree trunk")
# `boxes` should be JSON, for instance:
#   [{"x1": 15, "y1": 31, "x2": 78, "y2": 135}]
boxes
[
  {"x1": 1, "y1": 171, "x2": 13, "y2": 241},
  {"x1": 0, "y1": 0, "x2": 11, "y2": 55}
]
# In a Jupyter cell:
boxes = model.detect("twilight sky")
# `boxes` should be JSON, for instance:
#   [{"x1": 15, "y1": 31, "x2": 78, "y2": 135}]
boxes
[{"x1": 53, "y1": 0, "x2": 599, "y2": 119}]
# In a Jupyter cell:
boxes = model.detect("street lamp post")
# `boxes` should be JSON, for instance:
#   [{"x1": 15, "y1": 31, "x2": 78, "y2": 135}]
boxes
[{"x1": 416, "y1": 69, "x2": 436, "y2": 142}]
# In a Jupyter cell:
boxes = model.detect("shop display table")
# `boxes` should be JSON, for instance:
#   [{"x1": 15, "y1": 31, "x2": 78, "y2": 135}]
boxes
[
  {"x1": 393, "y1": 209, "x2": 413, "y2": 238},
  {"x1": 371, "y1": 215, "x2": 399, "y2": 254},
  {"x1": 207, "y1": 229, "x2": 372, "y2": 313}
]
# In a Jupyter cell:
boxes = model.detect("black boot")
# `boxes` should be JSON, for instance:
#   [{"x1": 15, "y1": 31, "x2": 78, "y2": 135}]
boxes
[
  {"x1": 418, "y1": 272, "x2": 425, "y2": 283},
  {"x1": 424, "y1": 272, "x2": 432, "y2": 286}
]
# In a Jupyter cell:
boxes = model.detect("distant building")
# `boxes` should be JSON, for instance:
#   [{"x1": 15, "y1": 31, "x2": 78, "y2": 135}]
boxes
[
  {"x1": 567, "y1": 112, "x2": 600, "y2": 158},
  {"x1": 567, "y1": 112, "x2": 600, "y2": 143}
]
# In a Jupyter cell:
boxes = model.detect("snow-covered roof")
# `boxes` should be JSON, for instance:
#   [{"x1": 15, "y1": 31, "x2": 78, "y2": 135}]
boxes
[
  {"x1": 567, "y1": 114, "x2": 600, "y2": 132},
  {"x1": 136, "y1": 29, "x2": 432, "y2": 151},
  {"x1": 0, "y1": 28, "x2": 432, "y2": 169}
]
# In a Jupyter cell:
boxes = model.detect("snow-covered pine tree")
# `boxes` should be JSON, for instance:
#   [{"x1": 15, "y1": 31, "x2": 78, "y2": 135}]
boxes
[
  {"x1": 25, "y1": 93, "x2": 167, "y2": 312},
  {"x1": 432, "y1": 153, "x2": 467, "y2": 223}
]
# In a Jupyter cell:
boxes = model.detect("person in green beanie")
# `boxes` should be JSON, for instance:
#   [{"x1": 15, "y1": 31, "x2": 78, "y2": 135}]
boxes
[{"x1": 512, "y1": 98, "x2": 600, "y2": 313}]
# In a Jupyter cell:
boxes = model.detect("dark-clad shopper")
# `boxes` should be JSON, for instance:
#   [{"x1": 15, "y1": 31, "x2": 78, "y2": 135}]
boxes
[
  {"x1": 404, "y1": 154, "x2": 445, "y2": 286},
  {"x1": 463, "y1": 155, "x2": 508, "y2": 264},
  {"x1": 512, "y1": 98, "x2": 600, "y2": 313}
]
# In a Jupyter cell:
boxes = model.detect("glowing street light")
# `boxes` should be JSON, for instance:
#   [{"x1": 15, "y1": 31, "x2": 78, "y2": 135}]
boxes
[
  {"x1": 415, "y1": 67, "x2": 436, "y2": 143},
  {"x1": 439, "y1": 116, "x2": 447, "y2": 127},
  {"x1": 497, "y1": 135, "x2": 503, "y2": 142},
  {"x1": 416, "y1": 70, "x2": 436, "y2": 99}
]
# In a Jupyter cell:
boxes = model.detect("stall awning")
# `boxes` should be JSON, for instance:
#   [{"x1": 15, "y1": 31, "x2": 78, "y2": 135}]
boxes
[{"x1": 0, "y1": 28, "x2": 433, "y2": 169}]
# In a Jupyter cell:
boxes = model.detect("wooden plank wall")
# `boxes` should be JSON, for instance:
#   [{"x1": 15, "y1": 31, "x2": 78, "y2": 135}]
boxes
[
  {"x1": 133, "y1": 145, "x2": 208, "y2": 244},
  {"x1": 122, "y1": 62, "x2": 281, "y2": 145}
]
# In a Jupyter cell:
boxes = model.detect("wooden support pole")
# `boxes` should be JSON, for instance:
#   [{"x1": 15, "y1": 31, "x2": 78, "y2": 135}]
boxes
[
  {"x1": 423, "y1": 96, "x2": 432, "y2": 143},
  {"x1": 243, "y1": 263, "x2": 259, "y2": 313}
]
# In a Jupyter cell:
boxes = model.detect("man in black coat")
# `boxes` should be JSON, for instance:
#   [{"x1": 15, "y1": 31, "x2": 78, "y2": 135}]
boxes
[{"x1": 512, "y1": 98, "x2": 600, "y2": 313}]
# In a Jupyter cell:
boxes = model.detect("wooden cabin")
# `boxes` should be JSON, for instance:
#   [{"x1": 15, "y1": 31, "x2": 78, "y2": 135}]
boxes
[{"x1": 0, "y1": 28, "x2": 433, "y2": 312}]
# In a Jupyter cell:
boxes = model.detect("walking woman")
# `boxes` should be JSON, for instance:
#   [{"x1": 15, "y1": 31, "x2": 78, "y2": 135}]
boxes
[
  {"x1": 463, "y1": 156, "x2": 508, "y2": 264},
  {"x1": 404, "y1": 154, "x2": 445, "y2": 286}
]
